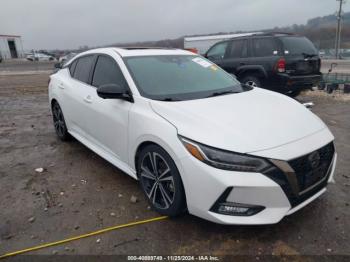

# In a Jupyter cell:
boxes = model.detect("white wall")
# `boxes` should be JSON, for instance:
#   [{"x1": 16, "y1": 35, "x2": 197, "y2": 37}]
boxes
[
  {"x1": 0, "y1": 36, "x2": 25, "y2": 59},
  {"x1": 184, "y1": 39, "x2": 225, "y2": 55}
]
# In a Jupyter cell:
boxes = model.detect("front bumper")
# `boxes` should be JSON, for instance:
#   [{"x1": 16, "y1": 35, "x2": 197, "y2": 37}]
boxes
[{"x1": 177, "y1": 131, "x2": 335, "y2": 225}]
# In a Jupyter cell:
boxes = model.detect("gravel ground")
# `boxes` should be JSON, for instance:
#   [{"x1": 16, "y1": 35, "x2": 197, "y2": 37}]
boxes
[
  {"x1": 0, "y1": 73, "x2": 349, "y2": 259},
  {"x1": 0, "y1": 60, "x2": 56, "y2": 73}
]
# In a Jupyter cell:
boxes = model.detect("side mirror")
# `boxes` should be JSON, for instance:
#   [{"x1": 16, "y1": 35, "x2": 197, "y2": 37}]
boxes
[
  {"x1": 97, "y1": 84, "x2": 133, "y2": 102},
  {"x1": 54, "y1": 62, "x2": 62, "y2": 69}
]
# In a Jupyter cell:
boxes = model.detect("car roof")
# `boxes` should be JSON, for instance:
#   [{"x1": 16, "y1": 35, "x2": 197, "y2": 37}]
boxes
[
  {"x1": 207, "y1": 32, "x2": 300, "y2": 48},
  {"x1": 184, "y1": 32, "x2": 262, "y2": 42},
  {"x1": 217, "y1": 32, "x2": 298, "y2": 42},
  {"x1": 75, "y1": 47, "x2": 194, "y2": 58}
]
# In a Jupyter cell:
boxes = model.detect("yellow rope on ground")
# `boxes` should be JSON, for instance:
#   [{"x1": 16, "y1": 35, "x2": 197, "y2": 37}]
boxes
[{"x1": 0, "y1": 216, "x2": 168, "y2": 259}]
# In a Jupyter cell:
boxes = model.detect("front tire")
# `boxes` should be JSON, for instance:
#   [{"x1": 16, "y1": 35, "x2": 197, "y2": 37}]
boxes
[
  {"x1": 52, "y1": 101, "x2": 71, "y2": 141},
  {"x1": 137, "y1": 145, "x2": 186, "y2": 216}
]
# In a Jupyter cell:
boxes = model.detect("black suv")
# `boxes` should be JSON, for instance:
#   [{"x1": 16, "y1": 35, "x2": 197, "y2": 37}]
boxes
[{"x1": 205, "y1": 33, "x2": 322, "y2": 96}]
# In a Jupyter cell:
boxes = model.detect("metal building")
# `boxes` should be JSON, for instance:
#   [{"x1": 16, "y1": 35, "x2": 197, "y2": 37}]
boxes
[{"x1": 0, "y1": 34, "x2": 25, "y2": 59}]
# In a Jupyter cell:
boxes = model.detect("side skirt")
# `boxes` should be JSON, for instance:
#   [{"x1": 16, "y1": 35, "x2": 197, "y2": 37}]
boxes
[{"x1": 68, "y1": 130, "x2": 138, "y2": 180}]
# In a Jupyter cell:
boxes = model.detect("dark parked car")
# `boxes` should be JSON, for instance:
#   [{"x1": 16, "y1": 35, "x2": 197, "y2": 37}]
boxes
[{"x1": 205, "y1": 33, "x2": 322, "y2": 96}]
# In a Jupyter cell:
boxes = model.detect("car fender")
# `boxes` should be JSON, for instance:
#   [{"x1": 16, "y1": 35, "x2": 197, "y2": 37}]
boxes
[
  {"x1": 128, "y1": 99, "x2": 189, "y2": 175},
  {"x1": 130, "y1": 134, "x2": 181, "y2": 169},
  {"x1": 237, "y1": 65, "x2": 268, "y2": 79}
]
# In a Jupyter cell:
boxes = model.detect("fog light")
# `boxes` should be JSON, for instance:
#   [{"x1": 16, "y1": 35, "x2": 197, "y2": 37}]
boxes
[
  {"x1": 213, "y1": 202, "x2": 265, "y2": 216},
  {"x1": 218, "y1": 205, "x2": 249, "y2": 214},
  {"x1": 210, "y1": 187, "x2": 265, "y2": 216}
]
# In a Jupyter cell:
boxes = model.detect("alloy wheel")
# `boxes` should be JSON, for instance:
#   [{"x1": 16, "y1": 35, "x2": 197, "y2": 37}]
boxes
[
  {"x1": 52, "y1": 103, "x2": 66, "y2": 137},
  {"x1": 246, "y1": 80, "x2": 258, "y2": 87},
  {"x1": 140, "y1": 152, "x2": 175, "y2": 209}
]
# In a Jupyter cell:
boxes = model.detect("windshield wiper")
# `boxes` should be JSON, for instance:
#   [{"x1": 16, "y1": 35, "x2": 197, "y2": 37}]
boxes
[
  {"x1": 206, "y1": 90, "x2": 239, "y2": 98},
  {"x1": 158, "y1": 97, "x2": 182, "y2": 101},
  {"x1": 302, "y1": 52, "x2": 317, "y2": 58}
]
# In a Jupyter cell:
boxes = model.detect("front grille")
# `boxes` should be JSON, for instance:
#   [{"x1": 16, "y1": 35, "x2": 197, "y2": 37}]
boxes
[
  {"x1": 264, "y1": 142, "x2": 335, "y2": 207},
  {"x1": 288, "y1": 142, "x2": 334, "y2": 192}
]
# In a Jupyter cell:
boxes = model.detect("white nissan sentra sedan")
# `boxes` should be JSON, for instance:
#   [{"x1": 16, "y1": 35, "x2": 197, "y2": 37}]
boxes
[{"x1": 49, "y1": 47, "x2": 337, "y2": 225}]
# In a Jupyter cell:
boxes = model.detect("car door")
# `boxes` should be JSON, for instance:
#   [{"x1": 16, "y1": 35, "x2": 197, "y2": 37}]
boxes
[
  {"x1": 83, "y1": 54, "x2": 133, "y2": 163},
  {"x1": 251, "y1": 37, "x2": 281, "y2": 76},
  {"x1": 59, "y1": 55, "x2": 96, "y2": 138},
  {"x1": 217, "y1": 39, "x2": 249, "y2": 74}
]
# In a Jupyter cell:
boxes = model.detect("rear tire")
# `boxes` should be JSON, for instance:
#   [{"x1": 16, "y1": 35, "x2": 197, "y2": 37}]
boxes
[
  {"x1": 137, "y1": 144, "x2": 186, "y2": 217},
  {"x1": 241, "y1": 75, "x2": 262, "y2": 88},
  {"x1": 52, "y1": 101, "x2": 71, "y2": 141}
]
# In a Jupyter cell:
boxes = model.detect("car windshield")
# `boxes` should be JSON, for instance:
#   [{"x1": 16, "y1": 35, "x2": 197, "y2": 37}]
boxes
[
  {"x1": 124, "y1": 55, "x2": 247, "y2": 101},
  {"x1": 279, "y1": 36, "x2": 318, "y2": 56}
]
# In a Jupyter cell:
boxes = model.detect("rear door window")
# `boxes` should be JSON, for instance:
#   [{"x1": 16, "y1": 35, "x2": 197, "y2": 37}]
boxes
[
  {"x1": 252, "y1": 38, "x2": 278, "y2": 57},
  {"x1": 206, "y1": 42, "x2": 228, "y2": 60},
  {"x1": 73, "y1": 55, "x2": 95, "y2": 83},
  {"x1": 227, "y1": 39, "x2": 248, "y2": 58},
  {"x1": 92, "y1": 55, "x2": 128, "y2": 89}
]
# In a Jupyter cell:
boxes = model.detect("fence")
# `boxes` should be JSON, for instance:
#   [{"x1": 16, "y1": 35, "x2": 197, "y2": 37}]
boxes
[{"x1": 319, "y1": 73, "x2": 350, "y2": 94}]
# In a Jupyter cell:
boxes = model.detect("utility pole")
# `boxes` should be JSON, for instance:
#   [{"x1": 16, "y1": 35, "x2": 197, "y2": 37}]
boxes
[{"x1": 335, "y1": 0, "x2": 344, "y2": 59}]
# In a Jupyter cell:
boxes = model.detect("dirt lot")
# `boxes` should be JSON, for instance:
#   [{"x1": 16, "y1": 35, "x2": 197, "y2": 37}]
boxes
[
  {"x1": 0, "y1": 72, "x2": 349, "y2": 259},
  {"x1": 0, "y1": 60, "x2": 56, "y2": 74}
]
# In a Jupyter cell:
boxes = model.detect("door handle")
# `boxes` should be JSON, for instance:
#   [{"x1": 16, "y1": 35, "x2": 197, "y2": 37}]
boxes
[
  {"x1": 58, "y1": 83, "x2": 65, "y2": 89},
  {"x1": 239, "y1": 62, "x2": 245, "y2": 65},
  {"x1": 84, "y1": 95, "x2": 92, "y2": 103}
]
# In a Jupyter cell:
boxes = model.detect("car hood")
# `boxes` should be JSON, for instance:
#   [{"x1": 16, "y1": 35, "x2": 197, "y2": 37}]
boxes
[{"x1": 150, "y1": 88, "x2": 326, "y2": 153}]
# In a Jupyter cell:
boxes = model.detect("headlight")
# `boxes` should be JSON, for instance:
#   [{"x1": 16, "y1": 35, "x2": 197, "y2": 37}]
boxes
[{"x1": 179, "y1": 136, "x2": 271, "y2": 172}]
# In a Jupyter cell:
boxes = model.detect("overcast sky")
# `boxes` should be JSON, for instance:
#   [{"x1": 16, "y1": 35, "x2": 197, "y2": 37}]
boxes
[{"x1": 0, "y1": 0, "x2": 346, "y2": 50}]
